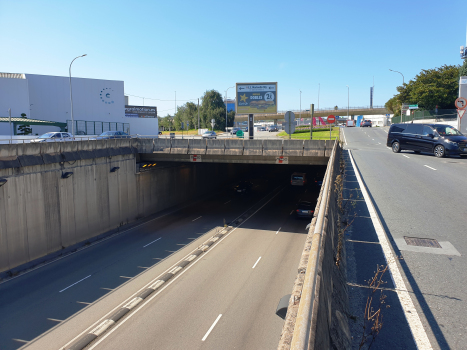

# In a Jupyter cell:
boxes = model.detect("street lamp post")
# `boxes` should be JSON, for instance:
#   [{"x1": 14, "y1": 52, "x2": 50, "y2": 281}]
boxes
[
  {"x1": 299, "y1": 90, "x2": 302, "y2": 126},
  {"x1": 225, "y1": 86, "x2": 235, "y2": 132},
  {"x1": 346, "y1": 85, "x2": 349, "y2": 119},
  {"x1": 69, "y1": 54, "x2": 87, "y2": 137},
  {"x1": 389, "y1": 69, "x2": 405, "y2": 122}
]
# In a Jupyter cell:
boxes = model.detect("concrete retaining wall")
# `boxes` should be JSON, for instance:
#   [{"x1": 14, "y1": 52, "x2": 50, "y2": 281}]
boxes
[
  {"x1": 0, "y1": 152, "x2": 246, "y2": 274},
  {"x1": 243, "y1": 140, "x2": 263, "y2": 156},
  {"x1": 303, "y1": 140, "x2": 326, "y2": 157},
  {"x1": 225, "y1": 139, "x2": 243, "y2": 155},
  {"x1": 188, "y1": 139, "x2": 207, "y2": 155},
  {"x1": 263, "y1": 140, "x2": 283, "y2": 156},
  {"x1": 171, "y1": 139, "x2": 189, "y2": 154}
]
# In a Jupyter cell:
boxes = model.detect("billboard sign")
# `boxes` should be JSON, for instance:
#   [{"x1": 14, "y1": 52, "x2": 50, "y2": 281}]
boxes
[
  {"x1": 236, "y1": 82, "x2": 277, "y2": 114},
  {"x1": 125, "y1": 105, "x2": 157, "y2": 118}
]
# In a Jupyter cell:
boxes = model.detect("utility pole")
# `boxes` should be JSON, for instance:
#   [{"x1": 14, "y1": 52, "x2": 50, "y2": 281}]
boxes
[
  {"x1": 198, "y1": 98, "x2": 200, "y2": 131},
  {"x1": 299, "y1": 90, "x2": 302, "y2": 125},
  {"x1": 310, "y1": 104, "x2": 314, "y2": 140}
]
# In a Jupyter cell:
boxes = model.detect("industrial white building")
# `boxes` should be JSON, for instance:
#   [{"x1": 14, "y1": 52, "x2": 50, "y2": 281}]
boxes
[{"x1": 0, "y1": 73, "x2": 158, "y2": 136}]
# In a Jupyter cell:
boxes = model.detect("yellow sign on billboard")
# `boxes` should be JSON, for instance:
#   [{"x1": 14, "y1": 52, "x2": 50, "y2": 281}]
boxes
[{"x1": 235, "y1": 82, "x2": 278, "y2": 114}]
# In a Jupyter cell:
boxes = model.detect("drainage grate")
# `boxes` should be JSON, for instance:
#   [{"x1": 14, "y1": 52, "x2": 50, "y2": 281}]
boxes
[{"x1": 404, "y1": 237, "x2": 442, "y2": 248}]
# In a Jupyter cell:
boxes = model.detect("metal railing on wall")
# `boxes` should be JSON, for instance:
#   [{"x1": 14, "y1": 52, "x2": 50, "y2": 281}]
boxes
[
  {"x1": 66, "y1": 120, "x2": 130, "y2": 135},
  {"x1": 391, "y1": 109, "x2": 457, "y2": 124}
]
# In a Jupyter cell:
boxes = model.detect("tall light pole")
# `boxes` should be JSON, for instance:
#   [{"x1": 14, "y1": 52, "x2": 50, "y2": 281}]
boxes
[
  {"x1": 69, "y1": 54, "x2": 87, "y2": 137},
  {"x1": 389, "y1": 69, "x2": 405, "y2": 122},
  {"x1": 318, "y1": 83, "x2": 320, "y2": 111},
  {"x1": 225, "y1": 86, "x2": 235, "y2": 132},
  {"x1": 299, "y1": 90, "x2": 302, "y2": 125},
  {"x1": 346, "y1": 85, "x2": 349, "y2": 119}
]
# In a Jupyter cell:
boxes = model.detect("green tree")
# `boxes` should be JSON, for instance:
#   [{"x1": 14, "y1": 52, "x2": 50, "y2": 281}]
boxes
[
  {"x1": 159, "y1": 114, "x2": 174, "y2": 131},
  {"x1": 17, "y1": 113, "x2": 32, "y2": 135},
  {"x1": 460, "y1": 60, "x2": 467, "y2": 78},
  {"x1": 200, "y1": 90, "x2": 226, "y2": 130},
  {"x1": 386, "y1": 64, "x2": 460, "y2": 114},
  {"x1": 174, "y1": 101, "x2": 199, "y2": 130}
]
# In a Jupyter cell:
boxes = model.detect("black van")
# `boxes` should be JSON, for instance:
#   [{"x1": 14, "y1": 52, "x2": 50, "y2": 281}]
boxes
[{"x1": 387, "y1": 123, "x2": 467, "y2": 158}]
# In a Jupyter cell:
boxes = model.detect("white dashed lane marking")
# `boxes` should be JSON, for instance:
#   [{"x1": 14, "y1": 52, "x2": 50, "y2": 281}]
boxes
[
  {"x1": 403, "y1": 155, "x2": 410, "y2": 158},
  {"x1": 202, "y1": 314, "x2": 222, "y2": 341},
  {"x1": 59, "y1": 275, "x2": 92, "y2": 293},
  {"x1": 424, "y1": 165, "x2": 437, "y2": 171},
  {"x1": 252, "y1": 257, "x2": 262, "y2": 269},
  {"x1": 143, "y1": 237, "x2": 161, "y2": 248},
  {"x1": 192, "y1": 216, "x2": 202, "y2": 222}
]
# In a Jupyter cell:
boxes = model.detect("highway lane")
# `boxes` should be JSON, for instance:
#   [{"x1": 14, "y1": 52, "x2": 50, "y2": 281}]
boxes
[
  {"x1": 84, "y1": 184, "x2": 317, "y2": 350},
  {"x1": 0, "y1": 166, "x2": 295, "y2": 350},
  {"x1": 343, "y1": 126, "x2": 467, "y2": 350}
]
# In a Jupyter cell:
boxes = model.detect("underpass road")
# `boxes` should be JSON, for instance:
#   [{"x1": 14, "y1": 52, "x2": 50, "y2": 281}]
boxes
[
  {"x1": 88, "y1": 186, "x2": 313, "y2": 350},
  {"x1": 343, "y1": 126, "x2": 467, "y2": 350},
  {"x1": 0, "y1": 176, "x2": 289, "y2": 350}
]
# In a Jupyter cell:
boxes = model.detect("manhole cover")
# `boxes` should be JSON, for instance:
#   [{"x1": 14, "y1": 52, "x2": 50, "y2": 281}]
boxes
[{"x1": 404, "y1": 237, "x2": 441, "y2": 248}]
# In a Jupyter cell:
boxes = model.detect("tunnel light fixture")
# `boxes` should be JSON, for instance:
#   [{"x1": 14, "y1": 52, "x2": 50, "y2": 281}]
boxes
[
  {"x1": 0, "y1": 178, "x2": 7, "y2": 187},
  {"x1": 61, "y1": 172, "x2": 73, "y2": 179},
  {"x1": 138, "y1": 162, "x2": 157, "y2": 173},
  {"x1": 110, "y1": 166, "x2": 120, "y2": 172}
]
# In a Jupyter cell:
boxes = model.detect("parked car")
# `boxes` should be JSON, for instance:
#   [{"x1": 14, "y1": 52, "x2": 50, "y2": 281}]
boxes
[
  {"x1": 268, "y1": 126, "x2": 279, "y2": 132},
  {"x1": 230, "y1": 127, "x2": 241, "y2": 135},
  {"x1": 258, "y1": 127, "x2": 266, "y2": 131},
  {"x1": 234, "y1": 180, "x2": 253, "y2": 194},
  {"x1": 92, "y1": 131, "x2": 130, "y2": 140},
  {"x1": 30, "y1": 132, "x2": 73, "y2": 143},
  {"x1": 362, "y1": 120, "x2": 372, "y2": 127},
  {"x1": 387, "y1": 123, "x2": 467, "y2": 158},
  {"x1": 295, "y1": 201, "x2": 314, "y2": 218},
  {"x1": 202, "y1": 131, "x2": 217, "y2": 139}
]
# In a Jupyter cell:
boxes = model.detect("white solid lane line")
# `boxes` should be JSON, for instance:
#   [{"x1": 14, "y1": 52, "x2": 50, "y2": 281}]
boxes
[
  {"x1": 202, "y1": 314, "x2": 222, "y2": 341},
  {"x1": 59, "y1": 275, "x2": 92, "y2": 293},
  {"x1": 224, "y1": 200, "x2": 231, "y2": 204},
  {"x1": 192, "y1": 216, "x2": 202, "y2": 222},
  {"x1": 252, "y1": 257, "x2": 262, "y2": 269},
  {"x1": 276, "y1": 227, "x2": 281, "y2": 235},
  {"x1": 424, "y1": 165, "x2": 437, "y2": 171},
  {"x1": 403, "y1": 155, "x2": 410, "y2": 158},
  {"x1": 143, "y1": 237, "x2": 161, "y2": 248},
  {"x1": 342, "y1": 129, "x2": 347, "y2": 145},
  {"x1": 290, "y1": 210, "x2": 294, "y2": 215}
]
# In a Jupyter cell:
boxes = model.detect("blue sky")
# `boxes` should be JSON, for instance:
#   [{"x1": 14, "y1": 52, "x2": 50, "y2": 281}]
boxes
[{"x1": 1, "y1": 0, "x2": 466, "y2": 116}]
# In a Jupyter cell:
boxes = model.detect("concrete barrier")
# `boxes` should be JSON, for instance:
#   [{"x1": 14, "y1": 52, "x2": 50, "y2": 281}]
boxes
[
  {"x1": 303, "y1": 140, "x2": 325, "y2": 157},
  {"x1": 243, "y1": 140, "x2": 263, "y2": 156},
  {"x1": 263, "y1": 139, "x2": 283, "y2": 156},
  {"x1": 188, "y1": 139, "x2": 207, "y2": 155},
  {"x1": 278, "y1": 142, "x2": 351, "y2": 350},
  {"x1": 206, "y1": 139, "x2": 225, "y2": 155},
  {"x1": 153, "y1": 138, "x2": 171, "y2": 153},
  {"x1": 225, "y1": 139, "x2": 243, "y2": 155},
  {"x1": 137, "y1": 138, "x2": 154, "y2": 154},
  {"x1": 171, "y1": 139, "x2": 189, "y2": 154},
  {"x1": 283, "y1": 140, "x2": 304, "y2": 156},
  {"x1": 325, "y1": 140, "x2": 336, "y2": 157}
]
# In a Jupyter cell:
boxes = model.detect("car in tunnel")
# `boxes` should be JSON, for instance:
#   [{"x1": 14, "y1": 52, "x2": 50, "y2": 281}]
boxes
[
  {"x1": 234, "y1": 180, "x2": 253, "y2": 194},
  {"x1": 295, "y1": 201, "x2": 314, "y2": 218}
]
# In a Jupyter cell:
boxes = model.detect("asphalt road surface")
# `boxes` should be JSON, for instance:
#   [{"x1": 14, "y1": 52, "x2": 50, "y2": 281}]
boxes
[
  {"x1": 342, "y1": 126, "x2": 467, "y2": 350},
  {"x1": 1, "y1": 165, "x2": 324, "y2": 350}
]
